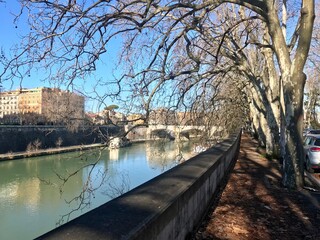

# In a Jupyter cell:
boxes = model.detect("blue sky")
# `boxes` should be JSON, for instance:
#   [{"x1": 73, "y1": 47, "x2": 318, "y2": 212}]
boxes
[
  {"x1": 0, "y1": 1, "x2": 317, "y2": 113},
  {"x1": 0, "y1": 1, "x2": 123, "y2": 112}
]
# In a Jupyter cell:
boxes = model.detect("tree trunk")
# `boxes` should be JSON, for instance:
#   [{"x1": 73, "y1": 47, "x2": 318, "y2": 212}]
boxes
[
  {"x1": 249, "y1": 88, "x2": 266, "y2": 146},
  {"x1": 281, "y1": 73, "x2": 306, "y2": 188},
  {"x1": 265, "y1": 0, "x2": 314, "y2": 188},
  {"x1": 265, "y1": 102, "x2": 280, "y2": 157},
  {"x1": 264, "y1": 66, "x2": 281, "y2": 157}
]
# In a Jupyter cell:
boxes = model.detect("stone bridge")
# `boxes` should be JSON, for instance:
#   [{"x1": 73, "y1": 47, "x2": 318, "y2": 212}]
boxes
[{"x1": 125, "y1": 124, "x2": 219, "y2": 141}]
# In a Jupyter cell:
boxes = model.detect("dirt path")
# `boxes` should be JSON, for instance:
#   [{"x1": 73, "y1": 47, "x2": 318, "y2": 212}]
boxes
[{"x1": 193, "y1": 134, "x2": 320, "y2": 240}]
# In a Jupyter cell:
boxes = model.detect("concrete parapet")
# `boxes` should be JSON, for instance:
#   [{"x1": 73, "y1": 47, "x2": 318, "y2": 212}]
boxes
[{"x1": 37, "y1": 131, "x2": 241, "y2": 240}]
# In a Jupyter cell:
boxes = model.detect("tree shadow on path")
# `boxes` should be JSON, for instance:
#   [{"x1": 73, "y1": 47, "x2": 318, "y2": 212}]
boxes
[{"x1": 193, "y1": 134, "x2": 320, "y2": 240}]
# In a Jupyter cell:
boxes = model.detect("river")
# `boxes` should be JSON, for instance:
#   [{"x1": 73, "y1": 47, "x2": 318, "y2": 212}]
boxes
[{"x1": 0, "y1": 140, "x2": 200, "y2": 240}]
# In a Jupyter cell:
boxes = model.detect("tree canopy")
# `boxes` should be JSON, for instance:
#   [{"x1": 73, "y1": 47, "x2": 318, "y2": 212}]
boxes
[{"x1": 0, "y1": 0, "x2": 316, "y2": 189}]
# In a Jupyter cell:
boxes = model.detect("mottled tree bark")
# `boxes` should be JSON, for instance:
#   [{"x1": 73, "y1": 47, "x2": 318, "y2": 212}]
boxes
[{"x1": 265, "y1": 1, "x2": 314, "y2": 188}]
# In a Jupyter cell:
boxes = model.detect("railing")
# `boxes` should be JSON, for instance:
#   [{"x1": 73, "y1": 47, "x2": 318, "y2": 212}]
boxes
[{"x1": 37, "y1": 131, "x2": 241, "y2": 240}]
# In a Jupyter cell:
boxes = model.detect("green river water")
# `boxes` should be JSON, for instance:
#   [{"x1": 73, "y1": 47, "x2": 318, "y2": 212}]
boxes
[{"x1": 0, "y1": 140, "x2": 200, "y2": 240}]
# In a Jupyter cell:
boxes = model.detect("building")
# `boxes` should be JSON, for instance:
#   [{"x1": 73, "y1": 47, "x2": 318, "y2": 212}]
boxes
[
  {"x1": 18, "y1": 88, "x2": 45, "y2": 115},
  {"x1": 127, "y1": 113, "x2": 145, "y2": 125},
  {"x1": 108, "y1": 111, "x2": 126, "y2": 125},
  {"x1": 86, "y1": 112, "x2": 105, "y2": 125},
  {"x1": 148, "y1": 108, "x2": 176, "y2": 125},
  {"x1": 41, "y1": 88, "x2": 85, "y2": 125},
  {"x1": 0, "y1": 90, "x2": 19, "y2": 118},
  {"x1": 0, "y1": 87, "x2": 85, "y2": 125}
]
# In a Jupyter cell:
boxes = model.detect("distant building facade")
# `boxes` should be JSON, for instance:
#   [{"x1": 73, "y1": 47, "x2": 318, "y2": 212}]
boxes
[
  {"x1": 149, "y1": 108, "x2": 177, "y2": 125},
  {"x1": 148, "y1": 109, "x2": 203, "y2": 126},
  {"x1": 0, "y1": 87, "x2": 85, "y2": 125},
  {"x1": 127, "y1": 114, "x2": 145, "y2": 125},
  {"x1": 0, "y1": 91, "x2": 19, "y2": 118}
]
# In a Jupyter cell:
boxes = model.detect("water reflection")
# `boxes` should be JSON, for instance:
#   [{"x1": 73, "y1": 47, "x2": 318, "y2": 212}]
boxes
[
  {"x1": 0, "y1": 140, "x2": 200, "y2": 240},
  {"x1": 145, "y1": 140, "x2": 196, "y2": 170},
  {"x1": 109, "y1": 148, "x2": 119, "y2": 161}
]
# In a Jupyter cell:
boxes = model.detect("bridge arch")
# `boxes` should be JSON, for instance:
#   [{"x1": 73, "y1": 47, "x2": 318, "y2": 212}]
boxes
[
  {"x1": 149, "y1": 128, "x2": 175, "y2": 140},
  {"x1": 178, "y1": 128, "x2": 205, "y2": 140},
  {"x1": 134, "y1": 125, "x2": 219, "y2": 141}
]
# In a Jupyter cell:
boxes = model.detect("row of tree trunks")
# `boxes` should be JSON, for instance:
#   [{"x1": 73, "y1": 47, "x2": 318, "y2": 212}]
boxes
[{"x1": 247, "y1": 1, "x2": 314, "y2": 188}]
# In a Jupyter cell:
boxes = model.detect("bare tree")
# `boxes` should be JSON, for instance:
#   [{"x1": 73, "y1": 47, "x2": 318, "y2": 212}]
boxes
[
  {"x1": 43, "y1": 88, "x2": 85, "y2": 130},
  {"x1": 225, "y1": 7, "x2": 281, "y2": 157},
  {"x1": 0, "y1": 1, "x2": 315, "y2": 189},
  {"x1": 305, "y1": 1, "x2": 320, "y2": 129}
]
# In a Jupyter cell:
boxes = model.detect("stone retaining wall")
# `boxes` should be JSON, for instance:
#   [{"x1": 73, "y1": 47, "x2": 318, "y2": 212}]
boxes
[
  {"x1": 0, "y1": 125, "x2": 120, "y2": 154},
  {"x1": 37, "y1": 131, "x2": 241, "y2": 240}
]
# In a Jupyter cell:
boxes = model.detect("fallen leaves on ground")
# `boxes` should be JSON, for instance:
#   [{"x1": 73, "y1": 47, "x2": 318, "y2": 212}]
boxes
[{"x1": 192, "y1": 134, "x2": 320, "y2": 240}]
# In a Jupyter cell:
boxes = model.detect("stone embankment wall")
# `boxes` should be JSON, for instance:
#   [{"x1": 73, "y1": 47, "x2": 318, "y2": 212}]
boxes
[
  {"x1": 37, "y1": 131, "x2": 241, "y2": 240},
  {"x1": 0, "y1": 125, "x2": 120, "y2": 154}
]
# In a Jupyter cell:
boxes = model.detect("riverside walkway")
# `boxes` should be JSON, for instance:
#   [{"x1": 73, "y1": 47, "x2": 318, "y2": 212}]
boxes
[
  {"x1": 0, "y1": 143, "x2": 104, "y2": 161},
  {"x1": 193, "y1": 134, "x2": 320, "y2": 240}
]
